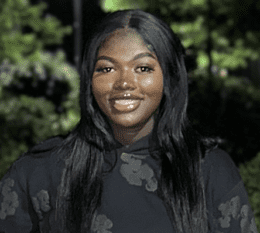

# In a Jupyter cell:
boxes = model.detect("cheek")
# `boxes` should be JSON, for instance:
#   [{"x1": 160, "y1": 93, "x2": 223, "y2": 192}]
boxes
[
  {"x1": 140, "y1": 75, "x2": 163, "y2": 98},
  {"x1": 92, "y1": 79, "x2": 113, "y2": 113},
  {"x1": 92, "y1": 79, "x2": 112, "y2": 98},
  {"x1": 140, "y1": 76, "x2": 154, "y2": 88}
]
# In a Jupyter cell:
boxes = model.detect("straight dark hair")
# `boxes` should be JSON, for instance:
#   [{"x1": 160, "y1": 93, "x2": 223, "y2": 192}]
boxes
[{"x1": 52, "y1": 9, "x2": 217, "y2": 233}]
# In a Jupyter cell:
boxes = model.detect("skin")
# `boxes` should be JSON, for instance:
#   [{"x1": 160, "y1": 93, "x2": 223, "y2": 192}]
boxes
[{"x1": 92, "y1": 28, "x2": 164, "y2": 146}]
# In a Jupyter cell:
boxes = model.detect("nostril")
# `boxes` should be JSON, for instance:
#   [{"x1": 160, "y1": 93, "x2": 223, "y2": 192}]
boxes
[{"x1": 114, "y1": 80, "x2": 136, "y2": 91}]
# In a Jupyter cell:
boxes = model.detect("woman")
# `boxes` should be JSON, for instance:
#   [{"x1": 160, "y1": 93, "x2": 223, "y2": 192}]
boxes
[{"x1": 0, "y1": 9, "x2": 258, "y2": 233}]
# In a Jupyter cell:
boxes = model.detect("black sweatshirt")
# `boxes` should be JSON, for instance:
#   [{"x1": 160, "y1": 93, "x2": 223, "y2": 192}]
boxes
[{"x1": 0, "y1": 132, "x2": 258, "y2": 233}]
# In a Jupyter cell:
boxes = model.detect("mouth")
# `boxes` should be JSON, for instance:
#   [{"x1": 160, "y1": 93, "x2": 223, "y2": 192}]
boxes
[{"x1": 111, "y1": 99, "x2": 142, "y2": 112}]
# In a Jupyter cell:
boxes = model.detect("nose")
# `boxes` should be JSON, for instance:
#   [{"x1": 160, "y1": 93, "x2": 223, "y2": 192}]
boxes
[{"x1": 113, "y1": 68, "x2": 136, "y2": 91}]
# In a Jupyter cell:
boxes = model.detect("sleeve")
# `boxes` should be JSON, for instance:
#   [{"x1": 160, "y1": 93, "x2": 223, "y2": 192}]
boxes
[
  {"x1": 0, "y1": 162, "x2": 39, "y2": 233},
  {"x1": 206, "y1": 149, "x2": 258, "y2": 233},
  {"x1": 213, "y1": 181, "x2": 258, "y2": 233}
]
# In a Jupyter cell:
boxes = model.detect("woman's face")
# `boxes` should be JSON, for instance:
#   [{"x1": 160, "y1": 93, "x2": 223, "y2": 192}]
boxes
[{"x1": 92, "y1": 29, "x2": 164, "y2": 131}]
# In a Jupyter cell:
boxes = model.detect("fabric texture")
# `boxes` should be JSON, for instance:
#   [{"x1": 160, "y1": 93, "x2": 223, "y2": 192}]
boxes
[{"x1": 0, "y1": 133, "x2": 258, "y2": 233}]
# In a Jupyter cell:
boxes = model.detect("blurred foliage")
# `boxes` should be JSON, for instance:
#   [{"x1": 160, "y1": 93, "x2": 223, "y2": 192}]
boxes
[
  {"x1": 188, "y1": 72, "x2": 260, "y2": 163},
  {"x1": 0, "y1": 0, "x2": 80, "y2": 178},
  {"x1": 0, "y1": 0, "x2": 72, "y2": 63},
  {"x1": 239, "y1": 152, "x2": 260, "y2": 231}
]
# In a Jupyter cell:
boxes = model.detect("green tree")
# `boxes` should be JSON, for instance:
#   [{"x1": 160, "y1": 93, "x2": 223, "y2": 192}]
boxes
[
  {"x1": 239, "y1": 152, "x2": 260, "y2": 231},
  {"x1": 0, "y1": 0, "x2": 80, "y2": 178},
  {"x1": 0, "y1": 0, "x2": 72, "y2": 63}
]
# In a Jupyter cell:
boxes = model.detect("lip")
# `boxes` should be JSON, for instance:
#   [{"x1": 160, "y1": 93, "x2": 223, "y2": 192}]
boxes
[
  {"x1": 110, "y1": 93, "x2": 144, "y2": 101},
  {"x1": 111, "y1": 99, "x2": 142, "y2": 112}
]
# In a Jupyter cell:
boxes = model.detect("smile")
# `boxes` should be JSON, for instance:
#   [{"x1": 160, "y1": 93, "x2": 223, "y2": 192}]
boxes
[{"x1": 112, "y1": 99, "x2": 142, "y2": 112}]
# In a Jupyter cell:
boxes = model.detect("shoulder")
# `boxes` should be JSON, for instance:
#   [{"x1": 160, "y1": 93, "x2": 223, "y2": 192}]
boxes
[
  {"x1": 202, "y1": 151, "x2": 258, "y2": 232},
  {"x1": 0, "y1": 136, "x2": 66, "y2": 228},
  {"x1": 15, "y1": 135, "x2": 64, "y2": 165},
  {"x1": 202, "y1": 147, "x2": 240, "y2": 178},
  {"x1": 25, "y1": 135, "x2": 64, "y2": 155},
  {"x1": 202, "y1": 148, "x2": 242, "y2": 201},
  {"x1": 16, "y1": 135, "x2": 65, "y2": 163},
  {"x1": 5, "y1": 136, "x2": 66, "y2": 189},
  {"x1": 203, "y1": 148, "x2": 238, "y2": 169}
]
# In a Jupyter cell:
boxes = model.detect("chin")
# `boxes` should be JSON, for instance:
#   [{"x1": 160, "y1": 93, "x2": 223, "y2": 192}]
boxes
[
  {"x1": 113, "y1": 120, "x2": 142, "y2": 129},
  {"x1": 114, "y1": 114, "x2": 154, "y2": 129}
]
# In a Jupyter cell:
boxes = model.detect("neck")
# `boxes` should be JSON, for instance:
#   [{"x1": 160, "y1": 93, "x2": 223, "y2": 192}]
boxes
[{"x1": 111, "y1": 116, "x2": 154, "y2": 146}]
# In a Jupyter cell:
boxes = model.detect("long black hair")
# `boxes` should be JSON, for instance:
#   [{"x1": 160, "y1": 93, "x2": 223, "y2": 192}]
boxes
[{"x1": 54, "y1": 9, "x2": 217, "y2": 233}]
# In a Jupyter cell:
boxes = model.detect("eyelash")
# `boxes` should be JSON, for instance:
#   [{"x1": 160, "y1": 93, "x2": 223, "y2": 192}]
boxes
[
  {"x1": 95, "y1": 66, "x2": 154, "y2": 73},
  {"x1": 137, "y1": 66, "x2": 154, "y2": 73},
  {"x1": 95, "y1": 67, "x2": 113, "y2": 73}
]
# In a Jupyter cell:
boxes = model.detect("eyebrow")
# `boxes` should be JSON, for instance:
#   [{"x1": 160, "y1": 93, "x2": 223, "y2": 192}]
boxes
[{"x1": 96, "y1": 52, "x2": 157, "y2": 63}]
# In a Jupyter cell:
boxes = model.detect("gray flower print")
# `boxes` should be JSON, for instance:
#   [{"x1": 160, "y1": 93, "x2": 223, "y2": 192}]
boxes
[
  {"x1": 240, "y1": 205, "x2": 258, "y2": 233},
  {"x1": 120, "y1": 153, "x2": 158, "y2": 192},
  {"x1": 92, "y1": 214, "x2": 113, "y2": 233},
  {"x1": 218, "y1": 196, "x2": 241, "y2": 228},
  {"x1": 32, "y1": 190, "x2": 51, "y2": 220},
  {"x1": 218, "y1": 195, "x2": 258, "y2": 233},
  {"x1": 0, "y1": 178, "x2": 19, "y2": 220},
  {"x1": 250, "y1": 218, "x2": 258, "y2": 233}
]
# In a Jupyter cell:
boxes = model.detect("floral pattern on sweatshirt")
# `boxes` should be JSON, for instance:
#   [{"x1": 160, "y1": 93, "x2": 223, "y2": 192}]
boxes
[
  {"x1": 119, "y1": 152, "x2": 158, "y2": 192},
  {"x1": 0, "y1": 178, "x2": 19, "y2": 220},
  {"x1": 32, "y1": 190, "x2": 51, "y2": 220},
  {"x1": 92, "y1": 214, "x2": 113, "y2": 233},
  {"x1": 218, "y1": 195, "x2": 258, "y2": 233}
]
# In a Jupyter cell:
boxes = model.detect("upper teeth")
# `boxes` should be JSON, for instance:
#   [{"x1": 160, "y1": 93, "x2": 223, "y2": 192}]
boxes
[{"x1": 115, "y1": 99, "x2": 138, "y2": 105}]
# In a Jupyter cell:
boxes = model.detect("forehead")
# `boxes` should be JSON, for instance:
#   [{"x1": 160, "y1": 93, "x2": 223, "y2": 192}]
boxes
[{"x1": 98, "y1": 28, "x2": 153, "y2": 54}]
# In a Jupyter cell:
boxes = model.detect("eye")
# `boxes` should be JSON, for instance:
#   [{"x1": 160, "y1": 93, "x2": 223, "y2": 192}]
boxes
[
  {"x1": 137, "y1": 66, "x2": 154, "y2": 73},
  {"x1": 95, "y1": 67, "x2": 114, "y2": 73}
]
